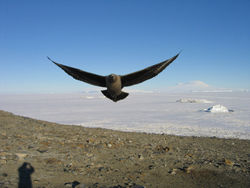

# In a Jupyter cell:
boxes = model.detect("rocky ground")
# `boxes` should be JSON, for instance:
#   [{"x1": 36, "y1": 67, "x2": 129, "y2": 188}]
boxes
[{"x1": 0, "y1": 110, "x2": 249, "y2": 188}]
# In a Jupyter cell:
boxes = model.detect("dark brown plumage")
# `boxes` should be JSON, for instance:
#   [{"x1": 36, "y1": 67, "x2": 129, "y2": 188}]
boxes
[{"x1": 48, "y1": 53, "x2": 179, "y2": 102}]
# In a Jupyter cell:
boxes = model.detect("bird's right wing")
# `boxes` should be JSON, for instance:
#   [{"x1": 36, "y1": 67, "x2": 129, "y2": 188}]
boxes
[
  {"x1": 121, "y1": 53, "x2": 179, "y2": 87},
  {"x1": 48, "y1": 57, "x2": 106, "y2": 87}
]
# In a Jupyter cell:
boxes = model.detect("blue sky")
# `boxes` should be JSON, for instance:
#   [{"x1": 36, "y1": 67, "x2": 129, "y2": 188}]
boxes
[{"x1": 1, "y1": 0, "x2": 249, "y2": 93}]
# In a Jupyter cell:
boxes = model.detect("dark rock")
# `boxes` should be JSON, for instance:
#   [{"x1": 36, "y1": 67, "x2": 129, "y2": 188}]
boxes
[
  {"x1": 131, "y1": 185, "x2": 145, "y2": 188},
  {"x1": 233, "y1": 163, "x2": 241, "y2": 167},
  {"x1": 98, "y1": 167, "x2": 105, "y2": 172},
  {"x1": 148, "y1": 165, "x2": 154, "y2": 170},
  {"x1": 154, "y1": 145, "x2": 169, "y2": 154},
  {"x1": 92, "y1": 182, "x2": 100, "y2": 188},
  {"x1": 2, "y1": 173, "x2": 8, "y2": 177},
  {"x1": 64, "y1": 181, "x2": 80, "y2": 188},
  {"x1": 110, "y1": 185, "x2": 125, "y2": 188},
  {"x1": 37, "y1": 146, "x2": 48, "y2": 153}
]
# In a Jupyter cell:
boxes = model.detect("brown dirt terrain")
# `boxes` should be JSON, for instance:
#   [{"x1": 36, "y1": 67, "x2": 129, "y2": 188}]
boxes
[{"x1": 0, "y1": 110, "x2": 249, "y2": 187}]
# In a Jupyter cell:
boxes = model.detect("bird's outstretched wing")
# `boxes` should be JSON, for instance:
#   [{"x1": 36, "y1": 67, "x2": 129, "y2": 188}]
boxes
[
  {"x1": 121, "y1": 53, "x2": 179, "y2": 87},
  {"x1": 48, "y1": 57, "x2": 106, "y2": 87}
]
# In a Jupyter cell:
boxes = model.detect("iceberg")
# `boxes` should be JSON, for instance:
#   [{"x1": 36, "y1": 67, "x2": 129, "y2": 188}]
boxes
[{"x1": 203, "y1": 104, "x2": 233, "y2": 113}]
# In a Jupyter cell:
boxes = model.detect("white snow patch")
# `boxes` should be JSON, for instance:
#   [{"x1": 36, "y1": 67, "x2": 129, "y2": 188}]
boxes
[
  {"x1": 80, "y1": 94, "x2": 105, "y2": 99},
  {"x1": 86, "y1": 96, "x2": 95, "y2": 99},
  {"x1": 203, "y1": 104, "x2": 233, "y2": 113},
  {"x1": 176, "y1": 98, "x2": 213, "y2": 103}
]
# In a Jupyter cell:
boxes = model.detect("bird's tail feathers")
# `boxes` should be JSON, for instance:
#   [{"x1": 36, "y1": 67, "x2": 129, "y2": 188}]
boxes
[
  {"x1": 117, "y1": 91, "x2": 129, "y2": 101},
  {"x1": 101, "y1": 90, "x2": 129, "y2": 102}
]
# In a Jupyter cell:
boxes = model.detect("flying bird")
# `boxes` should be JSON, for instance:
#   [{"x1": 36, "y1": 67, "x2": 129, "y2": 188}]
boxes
[{"x1": 48, "y1": 53, "x2": 179, "y2": 102}]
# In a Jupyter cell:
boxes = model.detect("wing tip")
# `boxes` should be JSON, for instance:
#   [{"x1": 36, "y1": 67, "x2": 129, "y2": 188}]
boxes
[
  {"x1": 175, "y1": 50, "x2": 182, "y2": 58},
  {"x1": 47, "y1": 56, "x2": 60, "y2": 66},
  {"x1": 47, "y1": 56, "x2": 54, "y2": 62},
  {"x1": 169, "y1": 51, "x2": 181, "y2": 62},
  {"x1": 47, "y1": 56, "x2": 53, "y2": 62}
]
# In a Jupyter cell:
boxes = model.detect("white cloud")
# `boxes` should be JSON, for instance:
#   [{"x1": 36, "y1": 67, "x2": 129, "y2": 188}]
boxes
[
  {"x1": 177, "y1": 80, "x2": 210, "y2": 87},
  {"x1": 166, "y1": 80, "x2": 232, "y2": 93},
  {"x1": 176, "y1": 98, "x2": 213, "y2": 103}
]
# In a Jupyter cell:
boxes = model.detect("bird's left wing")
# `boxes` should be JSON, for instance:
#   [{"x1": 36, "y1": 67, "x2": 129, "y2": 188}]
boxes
[
  {"x1": 121, "y1": 53, "x2": 179, "y2": 87},
  {"x1": 48, "y1": 57, "x2": 106, "y2": 87}
]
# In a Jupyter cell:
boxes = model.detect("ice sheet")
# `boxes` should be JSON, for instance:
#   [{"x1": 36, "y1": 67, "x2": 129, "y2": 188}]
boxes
[{"x1": 0, "y1": 92, "x2": 249, "y2": 139}]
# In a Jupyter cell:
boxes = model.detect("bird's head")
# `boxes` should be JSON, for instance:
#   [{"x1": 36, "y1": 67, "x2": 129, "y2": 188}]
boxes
[{"x1": 108, "y1": 74, "x2": 117, "y2": 83}]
